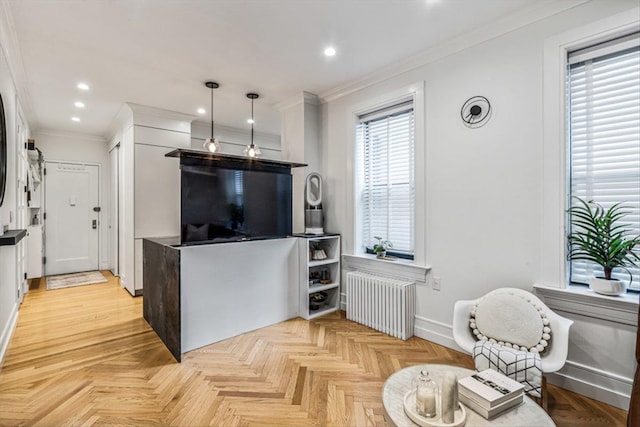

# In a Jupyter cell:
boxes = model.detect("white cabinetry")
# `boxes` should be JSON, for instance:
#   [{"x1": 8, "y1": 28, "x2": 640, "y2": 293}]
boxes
[
  {"x1": 298, "y1": 234, "x2": 340, "y2": 320},
  {"x1": 26, "y1": 149, "x2": 44, "y2": 279},
  {"x1": 26, "y1": 225, "x2": 43, "y2": 279}
]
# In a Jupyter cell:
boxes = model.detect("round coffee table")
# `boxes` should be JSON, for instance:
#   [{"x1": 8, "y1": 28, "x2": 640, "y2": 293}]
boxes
[{"x1": 382, "y1": 364, "x2": 555, "y2": 426}]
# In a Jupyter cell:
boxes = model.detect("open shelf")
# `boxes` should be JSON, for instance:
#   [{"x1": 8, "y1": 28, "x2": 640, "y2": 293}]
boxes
[
  {"x1": 308, "y1": 306, "x2": 339, "y2": 320},
  {"x1": 309, "y1": 258, "x2": 339, "y2": 267},
  {"x1": 298, "y1": 234, "x2": 341, "y2": 320},
  {"x1": 0, "y1": 229, "x2": 27, "y2": 246},
  {"x1": 308, "y1": 282, "x2": 339, "y2": 293}
]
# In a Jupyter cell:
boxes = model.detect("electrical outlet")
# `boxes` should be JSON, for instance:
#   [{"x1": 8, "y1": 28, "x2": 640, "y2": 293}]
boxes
[{"x1": 433, "y1": 277, "x2": 441, "y2": 291}]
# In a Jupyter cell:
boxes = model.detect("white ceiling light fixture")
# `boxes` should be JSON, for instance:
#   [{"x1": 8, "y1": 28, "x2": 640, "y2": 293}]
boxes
[
  {"x1": 77, "y1": 82, "x2": 90, "y2": 91},
  {"x1": 197, "y1": 107, "x2": 206, "y2": 115},
  {"x1": 74, "y1": 101, "x2": 85, "y2": 108},
  {"x1": 71, "y1": 116, "x2": 80, "y2": 122},
  {"x1": 202, "y1": 81, "x2": 221, "y2": 153},
  {"x1": 243, "y1": 93, "x2": 261, "y2": 158},
  {"x1": 324, "y1": 46, "x2": 336, "y2": 57}
]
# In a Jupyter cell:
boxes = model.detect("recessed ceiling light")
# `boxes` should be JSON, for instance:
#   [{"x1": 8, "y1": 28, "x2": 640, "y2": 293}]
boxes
[
  {"x1": 74, "y1": 101, "x2": 85, "y2": 108},
  {"x1": 77, "y1": 82, "x2": 90, "y2": 91},
  {"x1": 197, "y1": 108, "x2": 206, "y2": 115},
  {"x1": 71, "y1": 117, "x2": 80, "y2": 122},
  {"x1": 247, "y1": 118, "x2": 254, "y2": 124},
  {"x1": 324, "y1": 47, "x2": 336, "y2": 57}
]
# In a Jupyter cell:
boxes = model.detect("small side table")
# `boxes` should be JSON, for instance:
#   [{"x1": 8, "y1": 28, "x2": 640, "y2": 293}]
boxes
[{"x1": 382, "y1": 364, "x2": 555, "y2": 427}]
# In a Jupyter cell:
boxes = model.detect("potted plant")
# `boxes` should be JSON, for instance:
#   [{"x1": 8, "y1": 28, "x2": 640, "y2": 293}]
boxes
[
  {"x1": 567, "y1": 197, "x2": 640, "y2": 296},
  {"x1": 373, "y1": 236, "x2": 393, "y2": 259}
]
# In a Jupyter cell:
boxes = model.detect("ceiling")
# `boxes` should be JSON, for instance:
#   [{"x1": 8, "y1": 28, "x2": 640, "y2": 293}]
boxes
[{"x1": 6, "y1": 0, "x2": 561, "y2": 138}]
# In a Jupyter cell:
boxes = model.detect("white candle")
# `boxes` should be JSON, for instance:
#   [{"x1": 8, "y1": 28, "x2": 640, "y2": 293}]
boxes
[
  {"x1": 416, "y1": 387, "x2": 437, "y2": 418},
  {"x1": 441, "y1": 372, "x2": 457, "y2": 424}
]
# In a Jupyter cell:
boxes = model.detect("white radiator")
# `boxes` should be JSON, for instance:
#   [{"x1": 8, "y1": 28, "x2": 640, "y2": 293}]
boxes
[{"x1": 346, "y1": 271, "x2": 416, "y2": 340}]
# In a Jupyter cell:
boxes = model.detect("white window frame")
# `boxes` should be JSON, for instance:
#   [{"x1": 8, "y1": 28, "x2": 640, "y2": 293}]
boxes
[
  {"x1": 538, "y1": 9, "x2": 639, "y2": 309},
  {"x1": 566, "y1": 33, "x2": 640, "y2": 288},
  {"x1": 356, "y1": 100, "x2": 415, "y2": 258},
  {"x1": 347, "y1": 82, "x2": 426, "y2": 266}
]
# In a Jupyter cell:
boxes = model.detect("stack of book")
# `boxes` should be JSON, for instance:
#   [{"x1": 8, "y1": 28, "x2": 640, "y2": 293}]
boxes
[{"x1": 458, "y1": 369, "x2": 525, "y2": 419}]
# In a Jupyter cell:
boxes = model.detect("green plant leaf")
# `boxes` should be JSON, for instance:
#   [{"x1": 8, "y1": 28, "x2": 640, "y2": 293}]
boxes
[{"x1": 567, "y1": 196, "x2": 640, "y2": 277}]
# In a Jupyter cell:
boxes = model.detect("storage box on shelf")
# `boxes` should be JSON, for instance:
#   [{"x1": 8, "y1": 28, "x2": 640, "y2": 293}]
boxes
[{"x1": 297, "y1": 234, "x2": 340, "y2": 320}]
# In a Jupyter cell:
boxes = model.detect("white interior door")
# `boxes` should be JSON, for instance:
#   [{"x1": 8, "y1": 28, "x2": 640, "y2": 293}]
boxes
[
  {"x1": 109, "y1": 144, "x2": 119, "y2": 276},
  {"x1": 45, "y1": 162, "x2": 99, "y2": 275}
]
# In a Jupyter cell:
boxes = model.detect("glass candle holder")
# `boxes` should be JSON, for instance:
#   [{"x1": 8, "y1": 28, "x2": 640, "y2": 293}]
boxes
[{"x1": 413, "y1": 370, "x2": 438, "y2": 418}]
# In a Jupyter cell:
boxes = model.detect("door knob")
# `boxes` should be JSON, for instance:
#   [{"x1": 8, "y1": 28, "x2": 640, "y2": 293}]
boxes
[{"x1": 92, "y1": 219, "x2": 97, "y2": 229}]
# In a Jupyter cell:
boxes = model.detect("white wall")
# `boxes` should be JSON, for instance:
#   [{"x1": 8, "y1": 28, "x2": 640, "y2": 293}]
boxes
[
  {"x1": 319, "y1": 0, "x2": 638, "y2": 409},
  {"x1": 33, "y1": 131, "x2": 110, "y2": 271},
  {"x1": 280, "y1": 92, "x2": 323, "y2": 234}
]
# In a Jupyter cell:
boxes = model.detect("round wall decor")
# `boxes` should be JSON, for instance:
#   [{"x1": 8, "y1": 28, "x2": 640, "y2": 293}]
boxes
[{"x1": 460, "y1": 96, "x2": 491, "y2": 128}]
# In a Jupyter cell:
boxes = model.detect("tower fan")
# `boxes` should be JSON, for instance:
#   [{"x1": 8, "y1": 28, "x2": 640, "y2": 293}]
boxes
[{"x1": 305, "y1": 173, "x2": 324, "y2": 234}]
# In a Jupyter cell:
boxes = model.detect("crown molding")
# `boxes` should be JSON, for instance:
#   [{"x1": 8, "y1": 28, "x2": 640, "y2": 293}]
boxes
[
  {"x1": 126, "y1": 102, "x2": 199, "y2": 123},
  {"x1": 0, "y1": 0, "x2": 36, "y2": 127},
  {"x1": 304, "y1": 91, "x2": 320, "y2": 106},
  {"x1": 319, "y1": 0, "x2": 590, "y2": 104},
  {"x1": 274, "y1": 91, "x2": 320, "y2": 112},
  {"x1": 104, "y1": 103, "x2": 133, "y2": 141},
  {"x1": 34, "y1": 128, "x2": 107, "y2": 143}
]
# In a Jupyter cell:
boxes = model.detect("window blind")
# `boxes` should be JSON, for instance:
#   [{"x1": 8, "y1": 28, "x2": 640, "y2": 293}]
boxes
[
  {"x1": 568, "y1": 33, "x2": 640, "y2": 289},
  {"x1": 356, "y1": 103, "x2": 415, "y2": 256}
]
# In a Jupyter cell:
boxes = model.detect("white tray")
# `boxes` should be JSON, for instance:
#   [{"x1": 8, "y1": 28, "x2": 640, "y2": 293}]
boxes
[{"x1": 403, "y1": 390, "x2": 466, "y2": 427}]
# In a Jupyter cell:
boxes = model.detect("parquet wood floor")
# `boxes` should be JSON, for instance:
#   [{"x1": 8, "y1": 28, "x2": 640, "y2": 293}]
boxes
[{"x1": 0, "y1": 272, "x2": 628, "y2": 426}]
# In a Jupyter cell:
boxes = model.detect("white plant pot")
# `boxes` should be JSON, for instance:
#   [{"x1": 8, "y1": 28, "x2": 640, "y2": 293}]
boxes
[{"x1": 589, "y1": 277, "x2": 627, "y2": 296}]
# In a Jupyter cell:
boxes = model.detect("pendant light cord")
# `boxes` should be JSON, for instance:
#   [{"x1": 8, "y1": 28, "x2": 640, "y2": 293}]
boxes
[
  {"x1": 210, "y1": 86, "x2": 214, "y2": 138},
  {"x1": 250, "y1": 97, "x2": 254, "y2": 147}
]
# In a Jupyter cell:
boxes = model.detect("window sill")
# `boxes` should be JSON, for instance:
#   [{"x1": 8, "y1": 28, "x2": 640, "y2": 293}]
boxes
[
  {"x1": 533, "y1": 284, "x2": 638, "y2": 326},
  {"x1": 342, "y1": 253, "x2": 431, "y2": 284}
]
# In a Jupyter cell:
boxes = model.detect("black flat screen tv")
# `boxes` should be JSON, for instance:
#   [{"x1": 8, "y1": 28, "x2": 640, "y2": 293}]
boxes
[{"x1": 180, "y1": 165, "x2": 292, "y2": 245}]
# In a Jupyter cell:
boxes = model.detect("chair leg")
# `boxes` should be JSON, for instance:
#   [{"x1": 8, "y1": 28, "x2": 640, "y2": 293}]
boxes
[
  {"x1": 542, "y1": 375, "x2": 548, "y2": 412},
  {"x1": 533, "y1": 375, "x2": 549, "y2": 411}
]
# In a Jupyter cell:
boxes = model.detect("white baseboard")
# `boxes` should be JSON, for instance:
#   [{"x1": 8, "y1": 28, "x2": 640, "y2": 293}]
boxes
[
  {"x1": 413, "y1": 315, "x2": 461, "y2": 351},
  {"x1": 548, "y1": 360, "x2": 632, "y2": 410},
  {"x1": 0, "y1": 303, "x2": 19, "y2": 369}
]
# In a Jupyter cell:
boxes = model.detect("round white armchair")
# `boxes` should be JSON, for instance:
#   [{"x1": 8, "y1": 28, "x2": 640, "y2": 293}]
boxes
[{"x1": 452, "y1": 288, "x2": 573, "y2": 409}]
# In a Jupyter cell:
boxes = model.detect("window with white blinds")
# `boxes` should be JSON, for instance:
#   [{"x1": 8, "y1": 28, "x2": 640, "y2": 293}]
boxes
[
  {"x1": 567, "y1": 33, "x2": 640, "y2": 290},
  {"x1": 355, "y1": 100, "x2": 415, "y2": 257}
]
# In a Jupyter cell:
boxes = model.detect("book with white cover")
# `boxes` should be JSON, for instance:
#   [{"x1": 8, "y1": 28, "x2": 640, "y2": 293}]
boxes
[
  {"x1": 459, "y1": 392, "x2": 524, "y2": 420},
  {"x1": 458, "y1": 369, "x2": 524, "y2": 407}
]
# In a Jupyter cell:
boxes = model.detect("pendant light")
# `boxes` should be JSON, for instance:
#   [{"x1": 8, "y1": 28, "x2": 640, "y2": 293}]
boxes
[
  {"x1": 243, "y1": 93, "x2": 261, "y2": 158},
  {"x1": 202, "y1": 81, "x2": 221, "y2": 153}
]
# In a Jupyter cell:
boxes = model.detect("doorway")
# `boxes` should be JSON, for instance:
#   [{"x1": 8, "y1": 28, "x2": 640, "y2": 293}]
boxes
[
  {"x1": 44, "y1": 161, "x2": 100, "y2": 275},
  {"x1": 109, "y1": 144, "x2": 119, "y2": 276}
]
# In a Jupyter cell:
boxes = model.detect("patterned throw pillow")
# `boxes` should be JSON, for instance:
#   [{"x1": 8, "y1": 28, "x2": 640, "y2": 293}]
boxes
[{"x1": 469, "y1": 292, "x2": 552, "y2": 354}]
